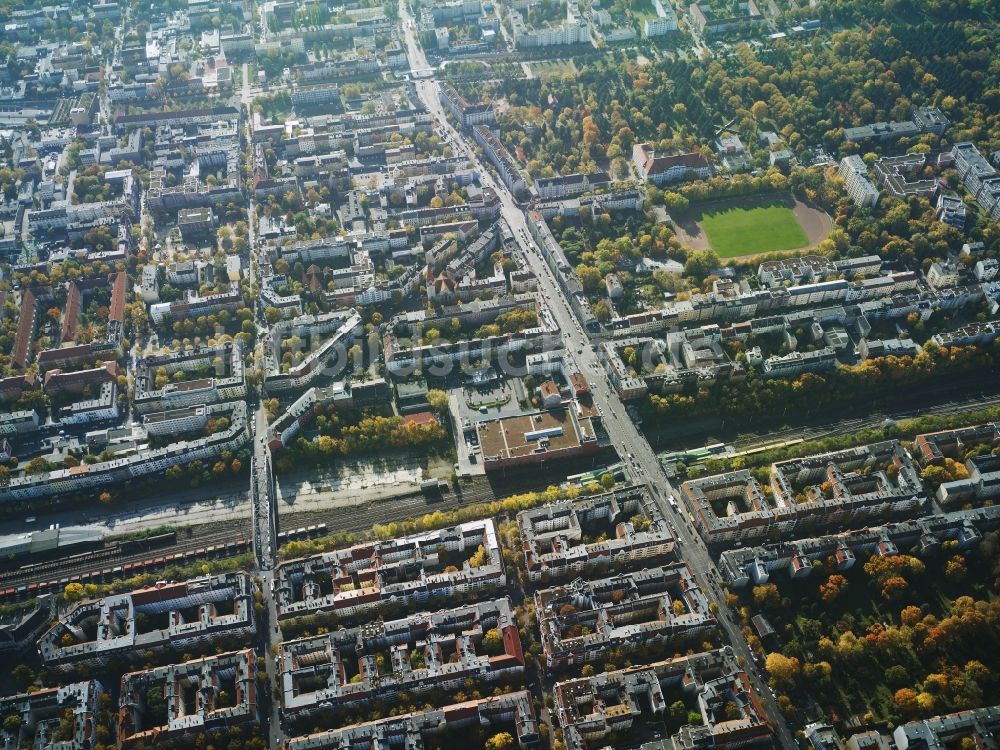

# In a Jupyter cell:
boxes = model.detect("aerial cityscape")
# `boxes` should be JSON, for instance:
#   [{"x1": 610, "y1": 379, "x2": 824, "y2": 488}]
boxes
[{"x1": 0, "y1": 0, "x2": 997, "y2": 749}]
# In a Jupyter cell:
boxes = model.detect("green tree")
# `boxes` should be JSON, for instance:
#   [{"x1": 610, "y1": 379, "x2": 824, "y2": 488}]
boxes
[
  {"x1": 11, "y1": 664, "x2": 33, "y2": 690},
  {"x1": 684, "y1": 249, "x2": 719, "y2": 281},
  {"x1": 593, "y1": 300, "x2": 612, "y2": 323}
]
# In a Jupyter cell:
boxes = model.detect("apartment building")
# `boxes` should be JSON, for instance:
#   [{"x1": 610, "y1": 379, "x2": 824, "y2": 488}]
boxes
[
  {"x1": 932, "y1": 320, "x2": 1000, "y2": 347},
  {"x1": 681, "y1": 441, "x2": 923, "y2": 546},
  {"x1": 280, "y1": 599, "x2": 523, "y2": 717},
  {"x1": 951, "y1": 142, "x2": 1000, "y2": 220},
  {"x1": 839, "y1": 155, "x2": 880, "y2": 207},
  {"x1": 873, "y1": 154, "x2": 938, "y2": 198},
  {"x1": 535, "y1": 171, "x2": 611, "y2": 200},
  {"x1": 761, "y1": 347, "x2": 838, "y2": 377},
  {"x1": 936, "y1": 193, "x2": 967, "y2": 229},
  {"x1": 262, "y1": 309, "x2": 364, "y2": 392},
  {"x1": 643, "y1": 0, "x2": 678, "y2": 35},
  {"x1": 285, "y1": 691, "x2": 539, "y2": 750},
  {"x1": 843, "y1": 107, "x2": 949, "y2": 142},
  {"x1": 58, "y1": 381, "x2": 119, "y2": 425},
  {"x1": 913, "y1": 422, "x2": 1000, "y2": 465},
  {"x1": 42, "y1": 361, "x2": 119, "y2": 398},
  {"x1": 267, "y1": 379, "x2": 389, "y2": 449},
  {"x1": 0, "y1": 409, "x2": 41, "y2": 436},
  {"x1": 717, "y1": 504, "x2": 1000, "y2": 588},
  {"x1": 149, "y1": 282, "x2": 243, "y2": 324},
  {"x1": 757, "y1": 255, "x2": 837, "y2": 287},
  {"x1": 112, "y1": 106, "x2": 239, "y2": 133},
  {"x1": 535, "y1": 564, "x2": 715, "y2": 669},
  {"x1": 39, "y1": 573, "x2": 255, "y2": 671},
  {"x1": 142, "y1": 405, "x2": 209, "y2": 436},
  {"x1": 0, "y1": 681, "x2": 103, "y2": 750},
  {"x1": 273, "y1": 519, "x2": 505, "y2": 620},
  {"x1": 177, "y1": 206, "x2": 215, "y2": 239},
  {"x1": 894, "y1": 706, "x2": 1000, "y2": 750},
  {"x1": 975, "y1": 258, "x2": 1000, "y2": 281},
  {"x1": 599, "y1": 340, "x2": 649, "y2": 401},
  {"x1": 473, "y1": 124, "x2": 527, "y2": 195},
  {"x1": 535, "y1": 187, "x2": 643, "y2": 219},
  {"x1": 770, "y1": 439, "x2": 922, "y2": 506},
  {"x1": 610, "y1": 269, "x2": 920, "y2": 335},
  {"x1": 291, "y1": 83, "x2": 341, "y2": 109},
  {"x1": 382, "y1": 294, "x2": 558, "y2": 376},
  {"x1": 554, "y1": 648, "x2": 771, "y2": 750},
  {"x1": 858, "y1": 337, "x2": 920, "y2": 360},
  {"x1": 439, "y1": 83, "x2": 494, "y2": 127},
  {"x1": 133, "y1": 341, "x2": 247, "y2": 414},
  {"x1": 118, "y1": 650, "x2": 258, "y2": 748},
  {"x1": 912, "y1": 422, "x2": 1000, "y2": 505},
  {"x1": 28, "y1": 171, "x2": 140, "y2": 234},
  {"x1": 509, "y1": 4, "x2": 591, "y2": 48},
  {"x1": 688, "y1": 0, "x2": 763, "y2": 35},
  {"x1": 756, "y1": 254, "x2": 879, "y2": 288},
  {"x1": 0, "y1": 372, "x2": 40, "y2": 404},
  {"x1": 517, "y1": 485, "x2": 673, "y2": 582},
  {"x1": 220, "y1": 33, "x2": 254, "y2": 56}
]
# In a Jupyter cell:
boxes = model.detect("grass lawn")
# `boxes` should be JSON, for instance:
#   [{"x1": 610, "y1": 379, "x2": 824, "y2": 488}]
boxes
[
  {"x1": 530, "y1": 59, "x2": 577, "y2": 78},
  {"x1": 628, "y1": 0, "x2": 656, "y2": 17},
  {"x1": 699, "y1": 204, "x2": 809, "y2": 258}
]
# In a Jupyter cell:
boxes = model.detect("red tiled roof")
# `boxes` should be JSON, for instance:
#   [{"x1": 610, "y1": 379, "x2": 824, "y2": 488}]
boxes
[
  {"x1": 43, "y1": 361, "x2": 119, "y2": 394},
  {"x1": 12, "y1": 290, "x2": 37, "y2": 369},
  {"x1": 61, "y1": 283, "x2": 82, "y2": 343},
  {"x1": 644, "y1": 151, "x2": 709, "y2": 175},
  {"x1": 403, "y1": 411, "x2": 438, "y2": 427},
  {"x1": 539, "y1": 380, "x2": 560, "y2": 398},
  {"x1": 109, "y1": 271, "x2": 127, "y2": 324},
  {"x1": 0, "y1": 372, "x2": 39, "y2": 399},
  {"x1": 37, "y1": 343, "x2": 93, "y2": 367},
  {"x1": 569, "y1": 372, "x2": 590, "y2": 394}
]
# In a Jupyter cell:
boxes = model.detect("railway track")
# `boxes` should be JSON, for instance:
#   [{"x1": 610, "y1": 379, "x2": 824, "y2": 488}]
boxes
[
  {"x1": 0, "y1": 525, "x2": 254, "y2": 599},
  {"x1": 729, "y1": 392, "x2": 1000, "y2": 453},
  {"x1": 277, "y1": 477, "x2": 504, "y2": 535},
  {"x1": 3, "y1": 455, "x2": 601, "y2": 598},
  {"x1": 275, "y1": 470, "x2": 569, "y2": 538}
]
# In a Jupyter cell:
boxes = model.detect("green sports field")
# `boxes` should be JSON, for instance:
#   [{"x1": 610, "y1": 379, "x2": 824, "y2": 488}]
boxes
[{"x1": 699, "y1": 204, "x2": 810, "y2": 258}]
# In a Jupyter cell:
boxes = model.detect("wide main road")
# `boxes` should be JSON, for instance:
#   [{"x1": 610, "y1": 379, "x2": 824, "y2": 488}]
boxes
[{"x1": 398, "y1": 10, "x2": 797, "y2": 749}]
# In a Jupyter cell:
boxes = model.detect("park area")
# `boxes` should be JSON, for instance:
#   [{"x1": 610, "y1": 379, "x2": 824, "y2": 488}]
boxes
[
  {"x1": 673, "y1": 195, "x2": 832, "y2": 259},
  {"x1": 528, "y1": 59, "x2": 577, "y2": 79}
]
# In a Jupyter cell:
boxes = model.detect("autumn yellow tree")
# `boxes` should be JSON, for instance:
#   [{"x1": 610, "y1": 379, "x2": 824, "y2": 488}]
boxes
[
  {"x1": 764, "y1": 653, "x2": 800, "y2": 686},
  {"x1": 63, "y1": 582, "x2": 85, "y2": 602},
  {"x1": 486, "y1": 732, "x2": 515, "y2": 750},
  {"x1": 752, "y1": 583, "x2": 780, "y2": 610}
]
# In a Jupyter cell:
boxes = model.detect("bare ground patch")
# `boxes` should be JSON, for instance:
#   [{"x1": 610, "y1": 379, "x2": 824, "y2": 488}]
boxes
[
  {"x1": 673, "y1": 215, "x2": 711, "y2": 250},
  {"x1": 792, "y1": 200, "x2": 835, "y2": 246}
]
